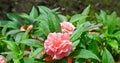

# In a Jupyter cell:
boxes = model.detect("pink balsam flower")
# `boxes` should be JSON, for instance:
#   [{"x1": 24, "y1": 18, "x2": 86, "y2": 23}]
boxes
[
  {"x1": 44, "y1": 33, "x2": 72, "y2": 60},
  {"x1": 61, "y1": 21, "x2": 75, "y2": 35},
  {"x1": 0, "y1": 55, "x2": 6, "y2": 63}
]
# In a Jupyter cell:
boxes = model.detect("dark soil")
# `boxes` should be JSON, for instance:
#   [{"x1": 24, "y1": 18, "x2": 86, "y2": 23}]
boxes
[{"x1": 0, "y1": 0, "x2": 120, "y2": 19}]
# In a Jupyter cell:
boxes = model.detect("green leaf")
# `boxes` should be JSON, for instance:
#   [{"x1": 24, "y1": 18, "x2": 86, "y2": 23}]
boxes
[
  {"x1": 2, "y1": 25, "x2": 8, "y2": 35},
  {"x1": 70, "y1": 22, "x2": 102, "y2": 42},
  {"x1": 58, "y1": 14, "x2": 67, "y2": 21},
  {"x1": 76, "y1": 15, "x2": 88, "y2": 27},
  {"x1": 0, "y1": 20, "x2": 9, "y2": 27},
  {"x1": 70, "y1": 23, "x2": 86, "y2": 42},
  {"x1": 96, "y1": 11, "x2": 117, "y2": 34},
  {"x1": 35, "y1": 14, "x2": 47, "y2": 22},
  {"x1": 21, "y1": 30, "x2": 29, "y2": 40},
  {"x1": 15, "y1": 32, "x2": 23, "y2": 42},
  {"x1": 99, "y1": 10, "x2": 107, "y2": 24},
  {"x1": 38, "y1": 6, "x2": 61, "y2": 33},
  {"x1": 20, "y1": 39, "x2": 43, "y2": 47},
  {"x1": 107, "y1": 12, "x2": 117, "y2": 34},
  {"x1": 39, "y1": 20, "x2": 50, "y2": 36},
  {"x1": 30, "y1": 6, "x2": 38, "y2": 20},
  {"x1": 1, "y1": 52, "x2": 13, "y2": 54},
  {"x1": 74, "y1": 49, "x2": 100, "y2": 61},
  {"x1": 108, "y1": 39, "x2": 118, "y2": 51},
  {"x1": 3, "y1": 40, "x2": 20, "y2": 54},
  {"x1": 70, "y1": 14, "x2": 87, "y2": 23},
  {"x1": 72, "y1": 40, "x2": 80, "y2": 48},
  {"x1": 69, "y1": 49, "x2": 81, "y2": 57},
  {"x1": 7, "y1": 13, "x2": 23, "y2": 26},
  {"x1": 6, "y1": 30, "x2": 20, "y2": 36},
  {"x1": 88, "y1": 40, "x2": 100, "y2": 55},
  {"x1": 102, "y1": 48, "x2": 114, "y2": 63},
  {"x1": 6, "y1": 54, "x2": 14, "y2": 61},
  {"x1": 113, "y1": 31, "x2": 120, "y2": 43},
  {"x1": 23, "y1": 58, "x2": 35, "y2": 63},
  {"x1": 7, "y1": 21, "x2": 19, "y2": 29},
  {"x1": 70, "y1": 5, "x2": 90, "y2": 26},
  {"x1": 0, "y1": 21, "x2": 19, "y2": 29},
  {"x1": 81, "y1": 5, "x2": 90, "y2": 16},
  {"x1": 95, "y1": 13, "x2": 101, "y2": 22},
  {"x1": 48, "y1": 12, "x2": 61, "y2": 32},
  {"x1": 114, "y1": 31, "x2": 120, "y2": 36},
  {"x1": 95, "y1": 10, "x2": 107, "y2": 24},
  {"x1": 48, "y1": 13, "x2": 56, "y2": 32},
  {"x1": 15, "y1": 31, "x2": 29, "y2": 42},
  {"x1": 30, "y1": 48, "x2": 44, "y2": 58},
  {"x1": 38, "y1": 6, "x2": 52, "y2": 15},
  {"x1": 70, "y1": 14, "x2": 81, "y2": 23},
  {"x1": 18, "y1": 13, "x2": 29, "y2": 19},
  {"x1": 33, "y1": 29, "x2": 43, "y2": 37},
  {"x1": 13, "y1": 59, "x2": 21, "y2": 63}
]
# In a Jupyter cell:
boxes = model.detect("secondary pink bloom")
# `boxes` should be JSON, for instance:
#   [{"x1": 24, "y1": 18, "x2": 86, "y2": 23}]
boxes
[
  {"x1": 60, "y1": 21, "x2": 75, "y2": 35},
  {"x1": 0, "y1": 55, "x2": 6, "y2": 63},
  {"x1": 44, "y1": 33, "x2": 72, "y2": 60}
]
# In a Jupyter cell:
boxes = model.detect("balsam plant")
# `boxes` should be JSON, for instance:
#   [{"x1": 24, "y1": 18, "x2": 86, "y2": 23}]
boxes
[{"x1": 0, "y1": 5, "x2": 120, "y2": 63}]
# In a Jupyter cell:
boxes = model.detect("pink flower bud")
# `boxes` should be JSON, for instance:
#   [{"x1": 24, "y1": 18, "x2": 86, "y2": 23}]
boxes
[
  {"x1": 60, "y1": 21, "x2": 75, "y2": 35},
  {"x1": 44, "y1": 33, "x2": 72, "y2": 60},
  {"x1": 0, "y1": 55, "x2": 6, "y2": 63}
]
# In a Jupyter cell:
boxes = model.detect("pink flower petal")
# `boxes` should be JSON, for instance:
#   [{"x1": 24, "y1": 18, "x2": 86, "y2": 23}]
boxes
[{"x1": 44, "y1": 33, "x2": 72, "y2": 60}]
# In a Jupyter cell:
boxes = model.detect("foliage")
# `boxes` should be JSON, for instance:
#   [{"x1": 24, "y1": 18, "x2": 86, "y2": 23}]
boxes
[{"x1": 0, "y1": 5, "x2": 120, "y2": 63}]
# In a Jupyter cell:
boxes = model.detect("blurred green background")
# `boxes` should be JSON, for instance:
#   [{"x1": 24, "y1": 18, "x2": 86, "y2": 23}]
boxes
[{"x1": 0, "y1": 0, "x2": 120, "y2": 19}]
